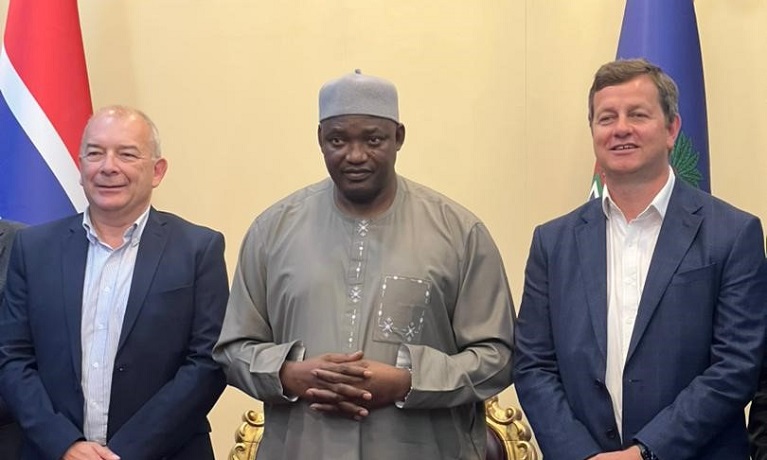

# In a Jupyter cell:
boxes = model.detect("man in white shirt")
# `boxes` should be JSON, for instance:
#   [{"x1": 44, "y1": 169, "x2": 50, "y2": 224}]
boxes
[{"x1": 514, "y1": 58, "x2": 767, "y2": 460}]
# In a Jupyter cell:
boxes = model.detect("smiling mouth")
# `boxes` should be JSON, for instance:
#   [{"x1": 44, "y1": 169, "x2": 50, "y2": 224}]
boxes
[
  {"x1": 611, "y1": 144, "x2": 638, "y2": 151},
  {"x1": 96, "y1": 184, "x2": 126, "y2": 189}
]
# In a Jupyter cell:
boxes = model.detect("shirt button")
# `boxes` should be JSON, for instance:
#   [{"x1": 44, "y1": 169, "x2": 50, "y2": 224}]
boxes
[{"x1": 92, "y1": 362, "x2": 99, "y2": 368}]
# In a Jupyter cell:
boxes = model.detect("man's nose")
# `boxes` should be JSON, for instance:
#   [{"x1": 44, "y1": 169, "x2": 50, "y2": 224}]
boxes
[
  {"x1": 346, "y1": 142, "x2": 368, "y2": 162},
  {"x1": 613, "y1": 115, "x2": 631, "y2": 135},
  {"x1": 99, "y1": 151, "x2": 120, "y2": 171}
]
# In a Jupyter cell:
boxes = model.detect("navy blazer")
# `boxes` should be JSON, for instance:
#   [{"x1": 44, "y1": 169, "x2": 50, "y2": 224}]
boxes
[
  {"x1": 0, "y1": 219, "x2": 25, "y2": 460},
  {"x1": 0, "y1": 209, "x2": 229, "y2": 460},
  {"x1": 514, "y1": 179, "x2": 767, "y2": 460},
  {"x1": 0, "y1": 220, "x2": 25, "y2": 295}
]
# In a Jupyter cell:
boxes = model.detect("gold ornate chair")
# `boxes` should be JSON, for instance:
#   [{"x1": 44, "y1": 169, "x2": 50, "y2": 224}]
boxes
[
  {"x1": 483, "y1": 396, "x2": 539, "y2": 460},
  {"x1": 229, "y1": 396, "x2": 538, "y2": 460},
  {"x1": 229, "y1": 409, "x2": 265, "y2": 460}
]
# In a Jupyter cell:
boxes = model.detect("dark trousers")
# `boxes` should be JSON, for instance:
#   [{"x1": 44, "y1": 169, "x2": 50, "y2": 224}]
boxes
[{"x1": 0, "y1": 421, "x2": 22, "y2": 460}]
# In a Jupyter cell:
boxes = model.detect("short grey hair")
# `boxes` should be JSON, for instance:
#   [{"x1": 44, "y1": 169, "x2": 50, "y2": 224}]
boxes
[{"x1": 80, "y1": 105, "x2": 162, "y2": 159}]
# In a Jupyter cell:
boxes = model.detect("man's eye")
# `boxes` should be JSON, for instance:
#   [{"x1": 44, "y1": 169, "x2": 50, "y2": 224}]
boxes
[
  {"x1": 368, "y1": 136, "x2": 382, "y2": 145},
  {"x1": 597, "y1": 115, "x2": 614, "y2": 125},
  {"x1": 85, "y1": 151, "x2": 104, "y2": 161},
  {"x1": 329, "y1": 137, "x2": 344, "y2": 145},
  {"x1": 119, "y1": 152, "x2": 140, "y2": 162}
]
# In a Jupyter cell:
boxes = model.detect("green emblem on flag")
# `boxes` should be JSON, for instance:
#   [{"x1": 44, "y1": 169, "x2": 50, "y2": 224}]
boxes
[
  {"x1": 590, "y1": 172, "x2": 604, "y2": 199},
  {"x1": 670, "y1": 132, "x2": 703, "y2": 188}
]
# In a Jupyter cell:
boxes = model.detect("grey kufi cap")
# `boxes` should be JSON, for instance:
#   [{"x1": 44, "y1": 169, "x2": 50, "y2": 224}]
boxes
[{"x1": 319, "y1": 69, "x2": 399, "y2": 123}]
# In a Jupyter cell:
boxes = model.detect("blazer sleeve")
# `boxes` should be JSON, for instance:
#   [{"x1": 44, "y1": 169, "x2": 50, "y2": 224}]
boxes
[
  {"x1": 0, "y1": 220, "x2": 24, "y2": 426},
  {"x1": 749, "y1": 361, "x2": 767, "y2": 460},
  {"x1": 513, "y1": 226, "x2": 603, "y2": 460},
  {"x1": 635, "y1": 216, "x2": 767, "y2": 459},
  {"x1": 107, "y1": 231, "x2": 229, "y2": 458},
  {"x1": 0, "y1": 232, "x2": 86, "y2": 460}
]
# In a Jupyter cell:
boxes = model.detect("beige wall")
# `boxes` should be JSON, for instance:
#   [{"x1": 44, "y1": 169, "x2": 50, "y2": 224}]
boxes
[{"x1": 2, "y1": 1, "x2": 766, "y2": 458}]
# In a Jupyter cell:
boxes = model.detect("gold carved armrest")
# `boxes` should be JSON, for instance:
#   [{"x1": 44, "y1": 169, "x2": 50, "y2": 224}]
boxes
[
  {"x1": 229, "y1": 409, "x2": 264, "y2": 460},
  {"x1": 485, "y1": 395, "x2": 539, "y2": 460},
  {"x1": 229, "y1": 399, "x2": 538, "y2": 460}
]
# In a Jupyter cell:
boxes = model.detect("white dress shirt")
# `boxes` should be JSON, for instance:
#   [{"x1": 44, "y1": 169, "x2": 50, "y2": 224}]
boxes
[
  {"x1": 80, "y1": 207, "x2": 149, "y2": 444},
  {"x1": 602, "y1": 169, "x2": 675, "y2": 439}
]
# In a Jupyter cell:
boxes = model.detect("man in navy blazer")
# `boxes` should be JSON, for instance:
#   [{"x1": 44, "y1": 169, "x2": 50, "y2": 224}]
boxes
[
  {"x1": 0, "y1": 106, "x2": 229, "y2": 460},
  {"x1": 0, "y1": 219, "x2": 25, "y2": 459},
  {"x1": 514, "y1": 59, "x2": 767, "y2": 460},
  {"x1": 0, "y1": 220, "x2": 25, "y2": 294}
]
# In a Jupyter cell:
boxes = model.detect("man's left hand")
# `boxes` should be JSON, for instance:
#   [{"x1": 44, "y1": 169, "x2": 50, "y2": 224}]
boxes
[{"x1": 309, "y1": 359, "x2": 411, "y2": 413}]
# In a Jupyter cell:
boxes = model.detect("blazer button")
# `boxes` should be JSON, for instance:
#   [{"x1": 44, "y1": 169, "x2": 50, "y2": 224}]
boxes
[{"x1": 606, "y1": 428, "x2": 617, "y2": 439}]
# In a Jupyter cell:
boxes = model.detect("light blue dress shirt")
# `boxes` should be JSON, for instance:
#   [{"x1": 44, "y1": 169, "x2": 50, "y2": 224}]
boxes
[{"x1": 80, "y1": 207, "x2": 149, "y2": 445}]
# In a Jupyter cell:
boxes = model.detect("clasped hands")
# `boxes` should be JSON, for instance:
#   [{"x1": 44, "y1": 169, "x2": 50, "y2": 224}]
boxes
[
  {"x1": 279, "y1": 351, "x2": 411, "y2": 421},
  {"x1": 62, "y1": 441, "x2": 120, "y2": 460}
]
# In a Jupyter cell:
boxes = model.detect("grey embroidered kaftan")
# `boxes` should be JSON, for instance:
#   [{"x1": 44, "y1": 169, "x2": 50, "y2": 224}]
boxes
[{"x1": 214, "y1": 176, "x2": 515, "y2": 460}]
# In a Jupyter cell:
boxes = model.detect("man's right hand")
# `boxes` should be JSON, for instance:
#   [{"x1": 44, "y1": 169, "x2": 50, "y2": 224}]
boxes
[
  {"x1": 62, "y1": 441, "x2": 120, "y2": 460},
  {"x1": 279, "y1": 350, "x2": 373, "y2": 419},
  {"x1": 589, "y1": 446, "x2": 642, "y2": 460}
]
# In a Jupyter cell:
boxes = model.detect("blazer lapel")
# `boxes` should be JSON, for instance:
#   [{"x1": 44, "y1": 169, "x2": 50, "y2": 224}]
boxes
[
  {"x1": 62, "y1": 217, "x2": 89, "y2": 382},
  {"x1": 575, "y1": 201, "x2": 609, "y2": 361},
  {"x1": 626, "y1": 182, "x2": 703, "y2": 362},
  {"x1": 118, "y1": 209, "x2": 168, "y2": 351}
]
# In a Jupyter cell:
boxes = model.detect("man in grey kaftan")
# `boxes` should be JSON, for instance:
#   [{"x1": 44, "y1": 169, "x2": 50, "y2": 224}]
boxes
[{"x1": 214, "y1": 70, "x2": 515, "y2": 460}]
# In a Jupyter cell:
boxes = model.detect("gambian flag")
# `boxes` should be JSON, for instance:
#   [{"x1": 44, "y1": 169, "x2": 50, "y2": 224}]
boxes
[
  {"x1": 0, "y1": 0, "x2": 91, "y2": 224},
  {"x1": 589, "y1": 0, "x2": 710, "y2": 199}
]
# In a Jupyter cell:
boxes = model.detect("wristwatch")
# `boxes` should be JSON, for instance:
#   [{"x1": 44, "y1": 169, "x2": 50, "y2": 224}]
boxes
[{"x1": 636, "y1": 442, "x2": 658, "y2": 460}]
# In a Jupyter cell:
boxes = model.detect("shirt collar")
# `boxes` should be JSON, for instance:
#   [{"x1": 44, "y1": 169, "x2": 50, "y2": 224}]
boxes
[
  {"x1": 601, "y1": 166, "x2": 676, "y2": 221},
  {"x1": 82, "y1": 207, "x2": 151, "y2": 248}
]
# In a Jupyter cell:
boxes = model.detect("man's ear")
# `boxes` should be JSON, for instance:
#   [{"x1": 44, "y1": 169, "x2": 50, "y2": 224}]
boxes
[
  {"x1": 395, "y1": 123, "x2": 406, "y2": 151},
  {"x1": 666, "y1": 114, "x2": 682, "y2": 152},
  {"x1": 152, "y1": 157, "x2": 168, "y2": 187}
]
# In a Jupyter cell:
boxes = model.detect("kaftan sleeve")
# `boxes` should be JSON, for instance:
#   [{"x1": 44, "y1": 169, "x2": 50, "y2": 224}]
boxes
[
  {"x1": 397, "y1": 223, "x2": 515, "y2": 409},
  {"x1": 213, "y1": 220, "x2": 304, "y2": 403}
]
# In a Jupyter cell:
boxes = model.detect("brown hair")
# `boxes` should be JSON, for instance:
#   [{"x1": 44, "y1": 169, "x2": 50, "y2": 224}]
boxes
[{"x1": 588, "y1": 58, "x2": 679, "y2": 126}]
